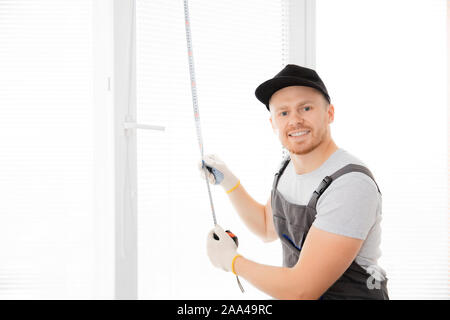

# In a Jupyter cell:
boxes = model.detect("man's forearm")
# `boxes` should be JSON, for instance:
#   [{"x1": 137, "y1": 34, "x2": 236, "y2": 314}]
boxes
[
  {"x1": 226, "y1": 183, "x2": 267, "y2": 240},
  {"x1": 233, "y1": 256, "x2": 308, "y2": 300}
]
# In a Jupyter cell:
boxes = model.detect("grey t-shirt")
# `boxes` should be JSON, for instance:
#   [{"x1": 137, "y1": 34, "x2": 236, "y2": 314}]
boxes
[{"x1": 277, "y1": 148, "x2": 386, "y2": 279}]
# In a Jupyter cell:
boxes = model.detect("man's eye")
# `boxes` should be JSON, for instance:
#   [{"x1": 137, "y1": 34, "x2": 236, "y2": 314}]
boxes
[
  {"x1": 280, "y1": 111, "x2": 288, "y2": 116},
  {"x1": 304, "y1": 106, "x2": 311, "y2": 111}
]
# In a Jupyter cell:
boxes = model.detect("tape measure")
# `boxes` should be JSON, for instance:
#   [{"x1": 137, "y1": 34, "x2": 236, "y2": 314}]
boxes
[
  {"x1": 183, "y1": 0, "x2": 244, "y2": 293},
  {"x1": 183, "y1": 0, "x2": 217, "y2": 227}
]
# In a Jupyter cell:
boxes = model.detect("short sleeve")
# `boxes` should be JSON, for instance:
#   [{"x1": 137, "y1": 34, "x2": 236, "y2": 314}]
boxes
[{"x1": 312, "y1": 172, "x2": 380, "y2": 240}]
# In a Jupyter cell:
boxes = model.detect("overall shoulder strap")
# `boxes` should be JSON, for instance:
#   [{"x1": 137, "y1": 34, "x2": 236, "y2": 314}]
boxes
[
  {"x1": 307, "y1": 164, "x2": 381, "y2": 209},
  {"x1": 271, "y1": 157, "x2": 291, "y2": 191}
]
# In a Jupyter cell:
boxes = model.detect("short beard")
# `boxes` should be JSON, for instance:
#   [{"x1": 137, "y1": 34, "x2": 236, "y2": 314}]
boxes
[
  {"x1": 284, "y1": 127, "x2": 327, "y2": 156},
  {"x1": 287, "y1": 142, "x2": 319, "y2": 155}
]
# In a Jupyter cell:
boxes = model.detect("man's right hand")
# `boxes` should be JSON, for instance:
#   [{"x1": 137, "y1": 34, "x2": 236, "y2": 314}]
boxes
[
  {"x1": 198, "y1": 154, "x2": 240, "y2": 194},
  {"x1": 199, "y1": 154, "x2": 278, "y2": 242}
]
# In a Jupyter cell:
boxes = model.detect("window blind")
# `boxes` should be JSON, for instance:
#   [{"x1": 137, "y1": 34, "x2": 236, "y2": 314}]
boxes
[
  {"x1": 316, "y1": 0, "x2": 448, "y2": 299},
  {"x1": 136, "y1": 0, "x2": 288, "y2": 299},
  {"x1": 0, "y1": 0, "x2": 95, "y2": 299}
]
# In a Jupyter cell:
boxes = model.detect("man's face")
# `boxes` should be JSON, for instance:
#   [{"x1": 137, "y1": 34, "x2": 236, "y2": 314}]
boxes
[{"x1": 269, "y1": 86, "x2": 334, "y2": 155}]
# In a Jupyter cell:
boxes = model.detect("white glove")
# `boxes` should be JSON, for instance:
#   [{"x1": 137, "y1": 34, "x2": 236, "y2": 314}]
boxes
[
  {"x1": 206, "y1": 225, "x2": 240, "y2": 273},
  {"x1": 198, "y1": 154, "x2": 240, "y2": 193}
]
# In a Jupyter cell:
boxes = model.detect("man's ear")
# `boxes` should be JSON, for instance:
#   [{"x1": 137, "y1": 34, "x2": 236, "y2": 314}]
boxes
[
  {"x1": 269, "y1": 115, "x2": 276, "y2": 131},
  {"x1": 327, "y1": 104, "x2": 335, "y2": 124}
]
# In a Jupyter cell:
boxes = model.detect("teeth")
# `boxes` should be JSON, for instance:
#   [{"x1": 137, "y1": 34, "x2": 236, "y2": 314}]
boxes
[{"x1": 290, "y1": 131, "x2": 309, "y2": 137}]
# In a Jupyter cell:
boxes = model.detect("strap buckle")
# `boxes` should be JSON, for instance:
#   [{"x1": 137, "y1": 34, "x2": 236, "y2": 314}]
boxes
[{"x1": 314, "y1": 176, "x2": 333, "y2": 196}]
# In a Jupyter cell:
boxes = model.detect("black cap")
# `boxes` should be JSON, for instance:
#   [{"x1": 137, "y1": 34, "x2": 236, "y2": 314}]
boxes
[{"x1": 255, "y1": 64, "x2": 330, "y2": 111}]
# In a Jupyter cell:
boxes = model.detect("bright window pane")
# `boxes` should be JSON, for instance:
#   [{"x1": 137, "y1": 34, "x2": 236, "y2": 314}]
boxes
[
  {"x1": 136, "y1": 0, "x2": 286, "y2": 299},
  {"x1": 316, "y1": 0, "x2": 448, "y2": 299},
  {"x1": 0, "y1": 0, "x2": 95, "y2": 299}
]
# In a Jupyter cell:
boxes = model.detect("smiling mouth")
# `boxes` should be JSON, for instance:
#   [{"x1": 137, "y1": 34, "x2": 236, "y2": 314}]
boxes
[{"x1": 288, "y1": 130, "x2": 310, "y2": 137}]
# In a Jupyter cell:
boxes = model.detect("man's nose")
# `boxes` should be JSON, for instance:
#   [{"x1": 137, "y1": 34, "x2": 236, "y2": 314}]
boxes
[{"x1": 287, "y1": 111, "x2": 304, "y2": 126}]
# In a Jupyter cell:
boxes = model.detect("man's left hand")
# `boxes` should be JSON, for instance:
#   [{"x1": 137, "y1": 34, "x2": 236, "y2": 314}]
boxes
[{"x1": 206, "y1": 225, "x2": 239, "y2": 272}]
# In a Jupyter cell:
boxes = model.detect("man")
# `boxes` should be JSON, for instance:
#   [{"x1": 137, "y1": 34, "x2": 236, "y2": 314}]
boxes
[{"x1": 200, "y1": 64, "x2": 389, "y2": 300}]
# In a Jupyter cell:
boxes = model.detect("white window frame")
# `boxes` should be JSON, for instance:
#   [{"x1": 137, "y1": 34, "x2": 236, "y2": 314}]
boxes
[
  {"x1": 92, "y1": 0, "x2": 115, "y2": 300},
  {"x1": 287, "y1": 0, "x2": 316, "y2": 68},
  {"x1": 93, "y1": 0, "x2": 140, "y2": 300}
]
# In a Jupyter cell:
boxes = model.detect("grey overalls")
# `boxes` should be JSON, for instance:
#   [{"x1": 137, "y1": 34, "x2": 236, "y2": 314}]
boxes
[{"x1": 271, "y1": 158, "x2": 389, "y2": 300}]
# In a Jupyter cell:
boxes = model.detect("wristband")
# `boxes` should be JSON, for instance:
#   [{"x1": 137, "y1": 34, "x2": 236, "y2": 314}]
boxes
[
  {"x1": 226, "y1": 180, "x2": 240, "y2": 194},
  {"x1": 231, "y1": 254, "x2": 242, "y2": 275}
]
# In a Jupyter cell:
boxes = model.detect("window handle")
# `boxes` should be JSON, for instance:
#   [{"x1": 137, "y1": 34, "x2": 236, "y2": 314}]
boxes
[{"x1": 123, "y1": 121, "x2": 165, "y2": 132}]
